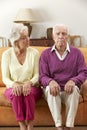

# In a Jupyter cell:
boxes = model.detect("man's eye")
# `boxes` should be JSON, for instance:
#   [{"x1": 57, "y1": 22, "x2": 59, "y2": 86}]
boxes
[
  {"x1": 56, "y1": 33, "x2": 60, "y2": 35},
  {"x1": 62, "y1": 32, "x2": 67, "y2": 36},
  {"x1": 56, "y1": 32, "x2": 67, "y2": 36}
]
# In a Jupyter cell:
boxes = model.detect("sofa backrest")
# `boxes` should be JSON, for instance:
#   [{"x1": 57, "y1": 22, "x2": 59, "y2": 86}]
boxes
[
  {"x1": 0, "y1": 47, "x2": 10, "y2": 86},
  {"x1": 0, "y1": 37, "x2": 11, "y2": 47},
  {"x1": 0, "y1": 46, "x2": 87, "y2": 87},
  {"x1": 78, "y1": 47, "x2": 87, "y2": 64}
]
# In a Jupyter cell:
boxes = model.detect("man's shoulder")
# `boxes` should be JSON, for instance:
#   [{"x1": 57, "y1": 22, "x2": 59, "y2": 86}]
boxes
[
  {"x1": 70, "y1": 46, "x2": 84, "y2": 59},
  {"x1": 70, "y1": 46, "x2": 81, "y2": 53},
  {"x1": 42, "y1": 47, "x2": 52, "y2": 54}
]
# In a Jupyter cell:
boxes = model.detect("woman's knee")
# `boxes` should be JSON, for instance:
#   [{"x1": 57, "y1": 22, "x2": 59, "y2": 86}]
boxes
[{"x1": 31, "y1": 86, "x2": 43, "y2": 102}]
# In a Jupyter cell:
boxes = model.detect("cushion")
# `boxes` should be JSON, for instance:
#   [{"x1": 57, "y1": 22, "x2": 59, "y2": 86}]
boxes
[{"x1": 0, "y1": 87, "x2": 11, "y2": 106}]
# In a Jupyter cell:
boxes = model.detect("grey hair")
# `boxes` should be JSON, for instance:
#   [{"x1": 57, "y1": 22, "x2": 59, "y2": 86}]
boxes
[
  {"x1": 10, "y1": 23, "x2": 28, "y2": 46},
  {"x1": 52, "y1": 24, "x2": 69, "y2": 35}
]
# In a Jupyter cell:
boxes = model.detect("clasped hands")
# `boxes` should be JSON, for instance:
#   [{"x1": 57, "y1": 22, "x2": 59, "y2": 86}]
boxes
[
  {"x1": 12, "y1": 81, "x2": 32, "y2": 96},
  {"x1": 49, "y1": 80, "x2": 75, "y2": 96}
]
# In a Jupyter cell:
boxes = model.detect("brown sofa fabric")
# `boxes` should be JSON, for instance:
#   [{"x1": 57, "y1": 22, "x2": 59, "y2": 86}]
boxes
[{"x1": 0, "y1": 46, "x2": 87, "y2": 126}]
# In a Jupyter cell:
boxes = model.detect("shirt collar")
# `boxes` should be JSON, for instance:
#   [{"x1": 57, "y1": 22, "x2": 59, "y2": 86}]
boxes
[{"x1": 51, "y1": 42, "x2": 70, "y2": 52}]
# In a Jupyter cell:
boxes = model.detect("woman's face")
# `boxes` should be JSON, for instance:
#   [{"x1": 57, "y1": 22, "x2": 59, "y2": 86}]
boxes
[{"x1": 16, "y1": 30, "x2": 29, "y2": 50}]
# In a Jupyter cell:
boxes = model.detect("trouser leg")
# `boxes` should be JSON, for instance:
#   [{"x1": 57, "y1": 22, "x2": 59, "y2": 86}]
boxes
[
  {"x1": 5, "y1": 88, "x2": 25, "y2": 121},
  {"x1": 24, "y1": 93, "x2": 35, "y2": 120},
  {"x1": 24, "y1": 86, "x2": 42, "y2": 120},
  {"x1": 31, "y1": 86, "x2": 43, "y2": 102},
  {"x1": 43, "y1": 87, "x2": 62, "y2": 127},
  {"x1": 4, "y1": 87, "x2": 42, "y2": 121},
  {"x1": 65, "y1": 86, "x2": 80, "y2": 127}
]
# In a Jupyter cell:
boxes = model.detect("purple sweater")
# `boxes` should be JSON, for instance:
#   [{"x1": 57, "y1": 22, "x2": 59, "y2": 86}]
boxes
[{"x1": 39, "y1": 46, "x2": 87, "y2": 90}]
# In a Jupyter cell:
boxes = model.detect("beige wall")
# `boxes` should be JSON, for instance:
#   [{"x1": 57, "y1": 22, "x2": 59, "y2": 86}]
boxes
[{"x1": 0, "y1": 0, "x2": 87, "y2": 46}]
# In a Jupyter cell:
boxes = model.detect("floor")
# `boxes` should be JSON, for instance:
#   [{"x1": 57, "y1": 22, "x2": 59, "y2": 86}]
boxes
[{"x1": 0, "y1": 126, "x2": 87, "y2": 130}]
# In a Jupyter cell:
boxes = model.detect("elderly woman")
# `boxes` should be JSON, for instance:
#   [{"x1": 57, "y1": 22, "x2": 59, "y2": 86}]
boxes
[{"x1": 1, "y1": 23, "x2": 42, "y2": 130}]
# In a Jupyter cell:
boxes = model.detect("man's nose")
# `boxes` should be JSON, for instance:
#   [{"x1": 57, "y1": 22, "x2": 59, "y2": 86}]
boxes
[{"x1": 58, "y1": 33, "x2": 63, "y2": 37}]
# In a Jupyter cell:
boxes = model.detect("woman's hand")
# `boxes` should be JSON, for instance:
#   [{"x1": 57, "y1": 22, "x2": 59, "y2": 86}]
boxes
[
  {"x1": 23, "y1": 81, "x2": 32, "y2": 96},
  {"x1": 49, "y1": 80, "x2": 60, "y2": 96},
  {"x1": 12, "y1": 82, "x2": 22, "y2": 96}
]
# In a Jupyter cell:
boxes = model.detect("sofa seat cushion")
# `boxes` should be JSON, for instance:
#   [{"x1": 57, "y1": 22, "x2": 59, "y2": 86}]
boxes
[
  {"x1": 81, "y1": 80, "x2": 87, "y2": 101},
  {"x1": 79, "y1": 94, "x2": 83, "y2": 103},
  {"x1": 36, "y1": 96, "x2": 48, "y2": 106},
  {"x1": 0, "y1": 87, "x2": 11, "y2": 106}
]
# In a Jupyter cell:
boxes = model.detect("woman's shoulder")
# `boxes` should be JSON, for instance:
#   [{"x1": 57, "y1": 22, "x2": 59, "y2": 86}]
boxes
[
  {"x1": 2, "y1": 47, "x2": 14, "y2": 61},
  {"x1": 2, "y1": 47, "x2": 13, "y2": 56}
]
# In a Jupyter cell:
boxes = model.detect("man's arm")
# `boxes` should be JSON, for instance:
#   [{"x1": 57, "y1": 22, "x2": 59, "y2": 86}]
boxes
[
  {"x1": 39, "y1": 51, "x2": 53, "y2": 87},
  {"x1": 71, "y1": 51, "x2": 87, "y2": 87}
]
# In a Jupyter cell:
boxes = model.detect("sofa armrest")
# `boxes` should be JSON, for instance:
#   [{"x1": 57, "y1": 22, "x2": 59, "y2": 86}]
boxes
[{"x1": 81, "y1": 80, "x2": 87, "y2": 101}]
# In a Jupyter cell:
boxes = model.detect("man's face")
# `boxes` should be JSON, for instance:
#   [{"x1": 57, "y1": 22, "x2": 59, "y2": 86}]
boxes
[{"x1": 53, "y1": 26, "x2": 68, "y2": 48}]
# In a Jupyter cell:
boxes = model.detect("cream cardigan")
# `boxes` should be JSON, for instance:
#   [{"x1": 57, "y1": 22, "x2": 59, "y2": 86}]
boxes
[{"x1": 1, "y1": 47, "x2": 39, "y2": 88}]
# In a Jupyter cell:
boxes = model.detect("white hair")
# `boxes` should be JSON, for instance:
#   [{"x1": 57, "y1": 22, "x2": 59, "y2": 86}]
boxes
[
  {"x1": 10, "y1": 23, "x2": 28, "y2": 46},
  {"x1": 52, "y1": 24, "x2": 69, "y2": 35}
]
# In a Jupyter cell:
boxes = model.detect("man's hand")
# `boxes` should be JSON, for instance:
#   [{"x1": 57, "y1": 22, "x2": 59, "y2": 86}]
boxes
[
  {"x1": 64, "y1": 80, "x2": 75, "y2": 94},
  {"x1": 49, "y1": 80, "x2": 60, "y2": 96}
]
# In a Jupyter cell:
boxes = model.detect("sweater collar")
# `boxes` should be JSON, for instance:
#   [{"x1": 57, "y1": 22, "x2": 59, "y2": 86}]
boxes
[{"x1": 51, "y1": 42, "x2": 70, "y2": 53}]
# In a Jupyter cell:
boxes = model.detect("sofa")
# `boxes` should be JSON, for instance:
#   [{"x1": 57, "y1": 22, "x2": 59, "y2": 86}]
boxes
[{"x1": 0, "y1": 46, "x2": 87, "y2": 126}]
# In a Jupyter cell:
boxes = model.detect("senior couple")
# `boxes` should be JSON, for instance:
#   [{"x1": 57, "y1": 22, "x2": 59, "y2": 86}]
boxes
[{"x1": 1, "y1": 23, "x2": 87, "y2": 130}]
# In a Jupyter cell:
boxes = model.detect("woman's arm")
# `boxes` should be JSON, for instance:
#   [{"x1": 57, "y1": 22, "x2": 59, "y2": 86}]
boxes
[
  {"x1": 1, "y1": 50, "x2": 14, "y2": 88},
  {"x1": 30, "y1": 51, "x2": 40, "y2": 85}
]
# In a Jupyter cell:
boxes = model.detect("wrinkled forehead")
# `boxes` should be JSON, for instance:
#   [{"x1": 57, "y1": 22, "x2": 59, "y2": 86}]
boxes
[{"x1": 53, "y1": 25, "x2": 68, "y2": 34}]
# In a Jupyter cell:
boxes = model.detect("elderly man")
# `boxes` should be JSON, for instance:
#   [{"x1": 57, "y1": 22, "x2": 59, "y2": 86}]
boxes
[{"x1": 39, "y1": 24, "x2": 87, "y2": 130}]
